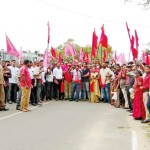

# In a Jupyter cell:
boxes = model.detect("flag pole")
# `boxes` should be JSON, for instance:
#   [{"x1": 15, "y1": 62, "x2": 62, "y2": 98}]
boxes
[
  {"x1": 128, "y1": 48, "x2": 131, "y2": 62},
  {"x1": 101, "y1": 45, "x2": 103, "y2": 64}
]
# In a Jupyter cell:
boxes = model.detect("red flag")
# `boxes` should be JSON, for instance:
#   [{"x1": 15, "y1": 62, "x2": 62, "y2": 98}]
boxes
[
  {"x1": 84, "y1": 53, "x2": 89, "y2": 62},
  {"x1": 47, "y1": 21, "x2": 50, "y2": 44},
  {"x1": 135, "y1": 30, "x2": 139, "y2": 56},
  {"x1": 51, "y1": 47, "x2": 56, "y2": 58},
  {"x1": 92, "y1": 29, "x2": 98, "y2": 58},
  {"x1": 6, "y1": 34, "x2": 19, "y2": 57},
  {"x1": 58, "y1": 52, "x2": 62, "y2": 63},
  {"x1": 100, "y1": 25, "x2": 108, "y2": 48},
  {"x1": 131, "y1": 35, "x2": 138, "y2": 60},
  {"x1": 126, "y1": 21, "x2": 131, "y2": 41},
  {"x1": 79, "y1": 48, "x2": 84, "y2": 62}
]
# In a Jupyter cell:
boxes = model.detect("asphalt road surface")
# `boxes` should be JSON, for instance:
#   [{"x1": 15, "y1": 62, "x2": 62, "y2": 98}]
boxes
[{"x1": 0, "y1": 101, "x2": 150, "y2": 150}]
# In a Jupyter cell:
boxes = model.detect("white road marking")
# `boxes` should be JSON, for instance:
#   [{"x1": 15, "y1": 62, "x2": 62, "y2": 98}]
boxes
[
  {"x1": 132, "y1": 130, "x2": 138, "y2": 150},
  {"x1": 0, "y1": 101, "x2": 52, "y2": 121}
]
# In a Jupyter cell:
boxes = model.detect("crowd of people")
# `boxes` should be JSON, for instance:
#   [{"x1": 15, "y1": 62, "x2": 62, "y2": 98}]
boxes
[{"x1": 0, "y1": 59, "x2": 150, "y2": 125}]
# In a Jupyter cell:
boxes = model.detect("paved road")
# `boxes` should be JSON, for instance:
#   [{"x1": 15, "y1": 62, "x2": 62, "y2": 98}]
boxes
[{"x1": 0, "y1": 101, "x2": 150, "y2": 150}]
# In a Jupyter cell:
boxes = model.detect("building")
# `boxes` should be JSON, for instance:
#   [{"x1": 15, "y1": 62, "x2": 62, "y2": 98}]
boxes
[{"x1": 0, "y1": 50, "x2": 44, "y2": 62}]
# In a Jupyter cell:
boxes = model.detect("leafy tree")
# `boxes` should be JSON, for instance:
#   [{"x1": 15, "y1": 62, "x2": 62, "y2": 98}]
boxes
[
  {"x1": 124, "y1": 0, "x2": 150, "y2": 9},
  {"x1": 54, "y1": 38, "x2": 114, "y2": 62}
]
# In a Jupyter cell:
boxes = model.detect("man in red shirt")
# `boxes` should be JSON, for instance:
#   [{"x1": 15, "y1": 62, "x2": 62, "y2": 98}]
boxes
[
  {"x1": 20, "y1": 60, "x2": 32, "y2": 112},
  {"x1": 141, "y1": 65, "x2": 150, "y2": 123},
  {"x1": 64, "y1": 63, "x2": 72, "y2": 100}
]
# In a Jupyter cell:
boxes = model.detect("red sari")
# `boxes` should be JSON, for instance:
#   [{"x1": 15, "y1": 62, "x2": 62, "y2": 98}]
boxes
[{"x1": 132, "y1": 77, "x2": 146, "y2": 120}]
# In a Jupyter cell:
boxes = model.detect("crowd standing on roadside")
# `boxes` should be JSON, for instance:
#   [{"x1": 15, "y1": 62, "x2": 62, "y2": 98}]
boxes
[{"x1": 0, "y1": 59, "x2": 150, "y2": 125}]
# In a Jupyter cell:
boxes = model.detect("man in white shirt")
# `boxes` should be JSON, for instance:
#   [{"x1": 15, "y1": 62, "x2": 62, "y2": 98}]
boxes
[
  {"x1": 45, "y1": 65, "x2": 53, "y2": 100},
  {"x1": 8, "y1": 60, "x2": 19, "y2": 104},
  {"x1": 34, "y1": 61, "x2": 44, "y2": 105},
  {"x1": 53, "y1": 63, "x2": 63, "y2": 100},
  {"x1": 100, "y1": 62, "x2": 112, "y2": 103},
  {"x1": 71, "y1": 65, "x2": 82, "y2": 101}
]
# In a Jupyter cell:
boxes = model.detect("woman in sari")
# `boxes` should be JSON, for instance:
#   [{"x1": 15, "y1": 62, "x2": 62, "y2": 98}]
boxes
[
  {"x1": 90, "y1": 67, "x2": 100, "y2": 103},
  {"x1": 132, "y1": 70, "x2": 146, "y2": 120}
]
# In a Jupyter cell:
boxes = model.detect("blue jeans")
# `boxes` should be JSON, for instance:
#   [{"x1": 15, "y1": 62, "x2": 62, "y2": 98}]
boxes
[
  {"x1": 102, "y1": 83, "x2": 110, "y2": 103},
  {"x1": 82, "y1": 82, "x2": 90, "y2": 100},
  {"x1": 71, "y1": 82, "x2": 80, "y2": 101}
]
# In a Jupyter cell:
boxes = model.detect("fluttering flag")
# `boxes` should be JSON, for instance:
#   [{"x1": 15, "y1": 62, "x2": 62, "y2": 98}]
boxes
[
  {"x1": 88, "y1": 54, "x2": 91, "y2": 64},
  {"x1": 126, "y1": 21, "x2": 131, "y2": 41},
  {"x1": 126, "y1": 22, "x2": 138, "y2": 60},
  {"x1": 6, "y1": 34, "x2": 19, "y2": 57},
  {"x1": 117, "y1": 53, "x2": 126, "y2": 64},
  {"x1": 70, "y1": 44, "x2": 76, "y2": 57},
  {"x1": 64, "y1": 43, "x2": 76, "y2": 58},
  {"x1": 145, "y1": 51, "x2": 150, "y2": 65},
  {"x1": 113, "y1": 50, "x2": 118, "y2": 62},
  {"x1": 51, "y1": 47, "x2": 56, "y2": 59},
  {"x1": 47, "y1": 21, "x2": 50, "y2": 44},
  {"x1": 142, "y1": 51, "x2": 146, "y2": 63},
  {"x1": 58, "y1": 52, "x2": 62, "y2": 63},
  {"x1": 100, "y1": 25, "x2": 108, "y2": 48},
  {"x1": 122, "y1": 53, "x2": 126, "y2": 64},
  {"x1": 84, "y1": 53, "x2": 89, "y2": 62},
  {"x1": 64, "y1": 43, "x2": 72, "y2": 58},
  {"x1": 130, "y1": 35, "x2": 138, "y2": 60},
  {"x1": 79, "y1": 48, "x2": 84, "y2": 62},
  {"x1": 92, "y1": 29, "x2": 98, "y2": 58},
  {"x1": 43, "y1": 50, "x2": 50, "y2": 68},
  {"x1": 135, "y1": 30, "x2": 139, "y2": 51},
  {"x1": 19, "y1": 47, "x2": 23, "y2": 64}
]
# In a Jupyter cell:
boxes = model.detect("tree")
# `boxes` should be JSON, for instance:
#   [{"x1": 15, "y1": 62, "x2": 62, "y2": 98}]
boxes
[
  {"x1": 54, "y1": 38, "x2": 114, "y2": 62},
  {"x1": 124, "y1": 0, "x2": 150, "y2": 9}
]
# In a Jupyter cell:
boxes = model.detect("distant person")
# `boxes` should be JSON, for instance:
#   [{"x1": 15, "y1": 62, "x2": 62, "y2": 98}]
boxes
[
  {"x1": 0, "y1": 63, "x2": 9, "y2": 111},
  {"x1": 8, "y1": 60, "x2": 19, "y2": 104}
]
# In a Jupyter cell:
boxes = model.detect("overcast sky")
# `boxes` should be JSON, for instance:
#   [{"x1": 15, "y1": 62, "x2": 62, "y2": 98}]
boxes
[{"x1": 0, "y1": 0, "x2": 150, "y2": 59}]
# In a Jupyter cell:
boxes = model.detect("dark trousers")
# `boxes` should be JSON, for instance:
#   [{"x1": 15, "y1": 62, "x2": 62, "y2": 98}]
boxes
[
  {"x1": 30, "y1": 79, "x2": 36, "y2": 104},
  {"x1": 41, "y1": 82, "x2": 46, "y2": 101},
  {"x1": 36, "y1": 81, "x2": 42, "y2": 103},
  {"x1": 126, "y1": 87, "x2": 132, "y2": 110},
  {"x1": 53, "y1": 79, "x2": 62, "y2": 100},
  {"x1": 46, "y1": 81, "x2": 53, "y2": 100},
  {"x1": 119, "y1": 89, "x2": 125, "y2": 107},
  {"x1": 8, "y1": 83, "x2": 18, "y2": 102},
  {"x1": 4, "y1": 86, "x2": 9, "y2": 103}
]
